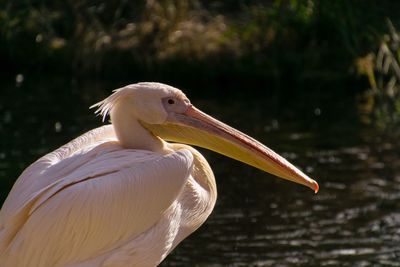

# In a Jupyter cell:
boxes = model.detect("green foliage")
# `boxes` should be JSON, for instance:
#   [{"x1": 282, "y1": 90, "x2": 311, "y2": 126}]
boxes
[
  {"x1": 1, "y1": 0, "x2": 400, "y2": 97},
  {"x1": 359, "y1": 20, "x2": 400, "y2": 131}
]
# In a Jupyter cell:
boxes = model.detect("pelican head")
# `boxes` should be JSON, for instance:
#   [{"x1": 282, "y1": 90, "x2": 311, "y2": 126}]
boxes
[{"x1": 92, "y1": 82, "x2": 318, "y2": 192}]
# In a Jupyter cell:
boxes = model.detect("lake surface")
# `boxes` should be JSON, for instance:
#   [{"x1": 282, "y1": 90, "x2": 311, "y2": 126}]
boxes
[{"x1": 1, "y1": 77, "x2": 399, "y2": 266}]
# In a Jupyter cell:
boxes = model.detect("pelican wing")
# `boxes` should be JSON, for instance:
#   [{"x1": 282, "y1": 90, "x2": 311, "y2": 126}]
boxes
[
  {"x1": 0, "y1": 126, "x2": 194, "y2": 266},
  {"x1": 0, "y1": 126, "x2": 116, "y2": 226}
]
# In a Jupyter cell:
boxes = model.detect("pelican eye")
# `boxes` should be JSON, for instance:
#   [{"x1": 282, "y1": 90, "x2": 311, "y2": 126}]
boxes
[{"x1": 168, "y1": 99, "x2": 175, "y2": 105}]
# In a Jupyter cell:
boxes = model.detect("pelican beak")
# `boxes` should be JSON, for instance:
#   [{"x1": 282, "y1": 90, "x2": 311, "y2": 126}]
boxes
[{"x1": 142, "y1": 105, "x2": 319, "y2": 193}]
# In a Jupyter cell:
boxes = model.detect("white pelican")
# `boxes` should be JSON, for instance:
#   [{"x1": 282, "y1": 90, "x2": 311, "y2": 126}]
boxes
[{"x1": 0, "y1": 82, "x2": 318, "y2": 267}]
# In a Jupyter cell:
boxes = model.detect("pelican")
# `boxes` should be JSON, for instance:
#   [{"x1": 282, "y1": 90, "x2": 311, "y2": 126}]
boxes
[{"x1": 0, "y1": 82, "x2": 318, "y2": 267}]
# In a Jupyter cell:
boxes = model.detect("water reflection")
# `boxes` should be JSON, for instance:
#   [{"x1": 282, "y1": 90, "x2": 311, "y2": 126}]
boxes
[
  {"x1": 160, "y1": 110, "x2": 400, "y2": 266},
  {"x1": 1, "y1": 78, "x2": 399, "y2": 266}
]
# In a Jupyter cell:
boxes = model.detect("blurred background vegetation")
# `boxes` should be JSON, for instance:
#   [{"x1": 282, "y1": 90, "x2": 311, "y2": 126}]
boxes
[
  {"x1": 1, "y1": 0, "x2": 400, "y2": 131},
  {"x1": 3, "y1": 2, "x2": 400, "y2": 265}
]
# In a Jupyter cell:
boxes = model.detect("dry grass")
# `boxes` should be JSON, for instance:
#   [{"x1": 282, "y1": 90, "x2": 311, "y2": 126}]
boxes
[{"x1": 358, "y1": 19, "x2": 400, "y2": 129}]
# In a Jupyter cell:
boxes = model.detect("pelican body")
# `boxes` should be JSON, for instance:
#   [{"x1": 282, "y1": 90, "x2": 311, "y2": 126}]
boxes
[{"x1": 0, "y1": 82, "x2": 318, "y2": 266}]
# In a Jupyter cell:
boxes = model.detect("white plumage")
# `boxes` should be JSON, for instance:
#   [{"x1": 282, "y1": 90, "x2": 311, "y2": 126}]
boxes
[
  {"x1": 0, "y1": 82, "x2": 317, "y2": 266},
  {"x1": 1, "y1": 125, "x2": 215, "y2": 266}
]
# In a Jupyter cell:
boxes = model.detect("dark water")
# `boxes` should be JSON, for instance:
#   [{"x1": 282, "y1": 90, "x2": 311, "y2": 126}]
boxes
[{"x1": 1, "y1": 78, "x2": 400, "y2": 266}]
